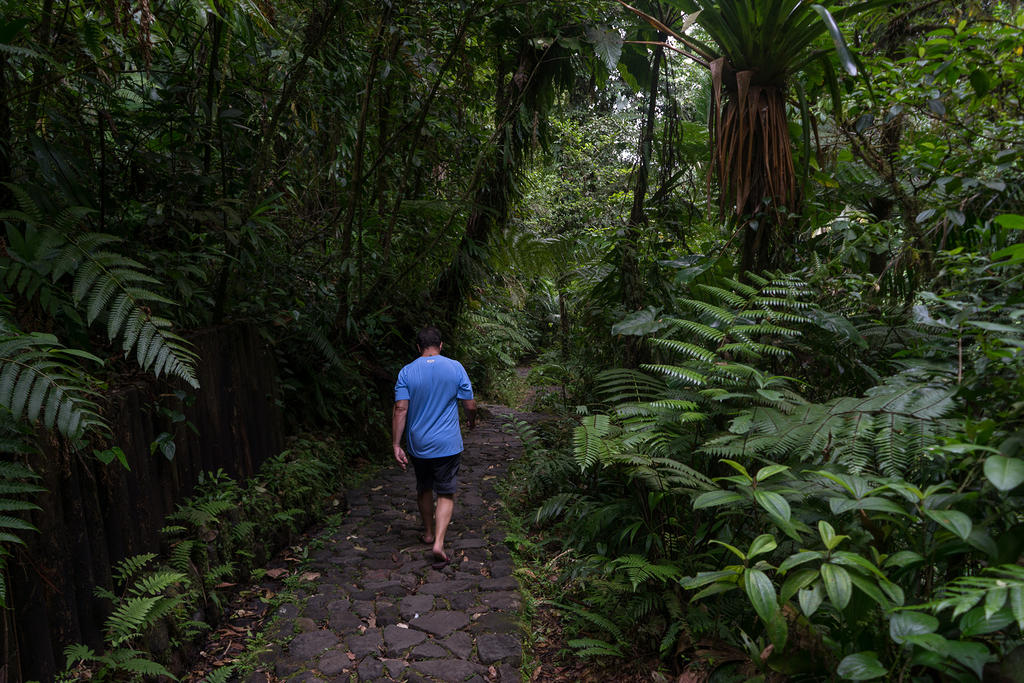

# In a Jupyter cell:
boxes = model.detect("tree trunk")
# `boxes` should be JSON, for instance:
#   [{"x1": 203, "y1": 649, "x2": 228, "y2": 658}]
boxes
[{"x1": 621, "y1": 43, "x2": 663, "y2": 366}]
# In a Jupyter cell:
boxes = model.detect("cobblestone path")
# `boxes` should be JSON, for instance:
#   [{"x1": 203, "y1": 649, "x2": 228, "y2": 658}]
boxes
[{"x1": 250, "y1": 405, "x2": 527, "y2": 682}]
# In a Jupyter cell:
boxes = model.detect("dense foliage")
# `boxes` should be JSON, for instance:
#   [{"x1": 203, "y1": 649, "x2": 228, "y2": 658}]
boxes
[
  {"x1": 499, "y1": 1, "x2": 1024, "y2": 681},
  {"x1": 2, "y1": 0, "x2": 1023, "y2": 680}
]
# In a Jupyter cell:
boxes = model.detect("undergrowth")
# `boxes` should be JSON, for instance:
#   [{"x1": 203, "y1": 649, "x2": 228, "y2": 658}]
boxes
[{"x1": 57, "y1": 433, "x2": 377, "y2": 682}]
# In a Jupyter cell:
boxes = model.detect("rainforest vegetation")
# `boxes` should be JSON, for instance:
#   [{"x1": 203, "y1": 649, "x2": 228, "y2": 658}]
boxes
[{"x1": 1, "y1": 0, "x2": 1023, "y2": 680}]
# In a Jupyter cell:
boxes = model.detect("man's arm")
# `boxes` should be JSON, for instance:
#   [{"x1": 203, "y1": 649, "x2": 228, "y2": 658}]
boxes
[
  {"x1": 462, "y1": 398, "x2": 477, "y2": 430},
  {"x1": 392, "y1": 400, "x2": 409, "y2": 469}
]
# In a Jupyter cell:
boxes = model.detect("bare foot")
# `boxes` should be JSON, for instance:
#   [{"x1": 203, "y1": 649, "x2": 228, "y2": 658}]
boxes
[
  {"x1": 431, "y1": 547, "x2": 448, "y2": 568},
  {"x1": 420, "y1": 533, "x2": 435, "y2": 545}
]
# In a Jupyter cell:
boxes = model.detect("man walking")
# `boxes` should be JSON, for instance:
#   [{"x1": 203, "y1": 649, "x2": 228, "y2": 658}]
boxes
[{"x1": 393, "y1": 326, "x2": 476, "y2": 566}]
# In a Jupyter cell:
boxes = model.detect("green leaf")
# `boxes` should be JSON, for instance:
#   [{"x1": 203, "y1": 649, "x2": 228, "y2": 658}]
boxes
[
  {"x1": 692, "y1": 490, "x2": 745, "y2": 509},
  {"x1": 924, "y1": 509, "x2": 972, "y2": 540},
  {"x1": 994, "y1": 214, "x2": 1024, "y2": 230},
  {"x1": 958, "y1": 605, "x2": 1014, "y2": 637},
  {"x1": 889, "y1": 611, "x2": 938, "y2": 644},
  {"x1": 755, "y1": 464, "x2": 788, "y2": 482},
  {"x1": 747, "y1": 534, "x2": 777, "y2": 559},
  {"x1": 836, "y1": 651, "x2": 887, "y2": 680},
  {"x1": 884, "y1": 550, "x2": 924, "y2": 569},
  {"x1": 744, "y1": 569, "x2": 787, "y2": 648},
  {"x1": 753, "y1": 489, "x2": 791, "y2": 522},
  {"x1": 810, "y1": 4, "x2": 857, "y2": 76},
  {"x1": 780, "y1": 567, "x2": 818, "y2": 602},
  {"x1": 983, "y1": 455, "x2": 1024, "y2": 492},
  {"x1": 585, "y1": 26, "x2": 622, "y2": 73},
  {"x1": 968, "y1": 69, "x2": 991, "y2": 97},
  {"x1": 799, "y1": 581, "x2": 825, "y2": 617},
  {"x1": 818, "y1": 520, "x2": 848, "y2": 550},
  {"x1": 821, "y1": 563, "x2": 852, "y2": 610},
  {"x1": 778, "y1": 550, "x2": 823, "y2": 573}
]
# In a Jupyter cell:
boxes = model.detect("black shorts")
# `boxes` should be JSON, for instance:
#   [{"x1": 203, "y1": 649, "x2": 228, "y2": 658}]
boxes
[{"x1": 410, "y1": 453, "x2": 461, "y2": 495}]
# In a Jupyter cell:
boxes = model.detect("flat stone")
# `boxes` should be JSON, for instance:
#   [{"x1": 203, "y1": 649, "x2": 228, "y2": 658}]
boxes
[
  {"x1": 412, "y1": 659, "x2": 486, "y2": 680},
  {"x1": 375, "y1": 602, "x2": 401, "y2": 627},
  {"x1": 381, "y1": 658, "x2": 408, "y2": 678},
  {"x1": 479, "y1": 576, "x2": 518, "y2": 591},
  {"x1": 366, "y1": 581, "x2": 407, "y2": 597},
  {"x1": 352, "y1": 600, "x2": 374, "y2": 618},
  {"x1": 488, "y1": 561, "x2": 514, "y2": 578},
  {"x1": 304, "y1": 594, "x2": 333, "y2": 620},
  {"x1": 453, "y1": 538, "x2": 488, "y2": 549},
  {"x1": 318, "y1": 649, "x2": 350, "y2": 676},
  {"x1": 295, "y1": 617, "x2": 318, "y2": 632},
  {"x1": 400, "y1": 594, "x2": 434, "y2": 619},
  {"x1": 357, "y1": 657, "x2": 384, "y2": 682},
  {"x1": 382, "y1": 624, "x2": 426, "y2": 654},
  {"x1": 418, "y1": 580, "x2": 474, "y2": 595},
  {"x1": 470, "y1": 612, "x2": 518, "y2": 634},
  {"x1": 346, "y1": 629, "x2": 382, "y2": 659},
  {"x1": 288, "y1": 673, "x2": 324, "y2": 683},
  {"x1": 276, "y1": 603, "x2": 301, "y2": 619},
  {"x1": 448, "y1": 591, "x2": 478, "y2": 611},
  {"x1": 275, "y1": 659, "x2": 302, "y2": 677},
  {"x1": 497, "y1": 664, "x2": 519, "y2": 681},
  {"x1": 245, "y1": 672, "x2": 271, "y2": 683},
  {"x1": 477, "y1": 634, "x2": 521, "y2": 665},
  {"x1": 441, "y1": 631, "x2": 473, "y2": 659},
  {"x1": 409, "y1": 610, "x2": 469, "y2": 637},
  {"x1": 328, "y1": 609, "x2": 362, "y2": 633},
  {"x1": 480, "y1": 591, "x2": 519, "y2": 610},
  {"x1": 288, "y1": 630, "x2": 339, "y2": 659},
  {"x1": 410, "y1": 642, "x2": 448, "y2": 659}
]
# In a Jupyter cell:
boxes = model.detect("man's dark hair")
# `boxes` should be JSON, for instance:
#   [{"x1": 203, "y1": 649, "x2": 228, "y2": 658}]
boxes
[{"x1": 416, "y1": 326, "x2": 443, "y2": 350}]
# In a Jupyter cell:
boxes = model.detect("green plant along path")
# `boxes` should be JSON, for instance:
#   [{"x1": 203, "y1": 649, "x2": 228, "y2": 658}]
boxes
[{"x1": 236, "y1": 406, "x2": 529, "y2": 682}]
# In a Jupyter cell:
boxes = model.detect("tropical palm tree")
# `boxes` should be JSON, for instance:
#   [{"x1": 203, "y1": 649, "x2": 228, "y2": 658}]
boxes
[{"x1": 623, "y1": 0, "x2": 882, "y2": 271}]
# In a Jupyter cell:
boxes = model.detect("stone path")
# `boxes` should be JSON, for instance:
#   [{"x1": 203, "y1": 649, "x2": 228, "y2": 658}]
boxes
[{"x1": 246, "y1": 405, "x2": 527, "y2": 682}]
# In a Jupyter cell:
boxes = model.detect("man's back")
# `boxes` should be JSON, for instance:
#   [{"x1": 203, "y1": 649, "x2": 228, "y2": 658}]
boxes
[{"x1": 395, "y1": 355, "x2": 473, "y2": 458}]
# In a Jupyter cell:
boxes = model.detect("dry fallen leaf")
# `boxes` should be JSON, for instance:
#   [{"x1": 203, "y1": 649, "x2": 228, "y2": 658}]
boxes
[
  {"x1": 215, "y1": 582, "x2": 236, "y2": 589},
  {"x1": 264, "y1": 568, "x2": 287, "y2": 579},
  {"x1": 347, "y1": 651, "x2": 357, "y2": 661},
  {"x1": 299, "y1": 572, "x2": 321, "y2": 582}
]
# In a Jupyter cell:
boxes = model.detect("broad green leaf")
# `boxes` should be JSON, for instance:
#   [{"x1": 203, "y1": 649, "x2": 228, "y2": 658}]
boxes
[
  {"x1": 818, "y1": 521, "x2": 848, "y2": 550},
  {"x1": 780, "y1": 567, "x2": 818, "y2": 602},
  {"x1": 821, "y1": 563, "x2": 852, "y2": 610},
  {"x1": 585, "y1": 26, "x2": 623, "y2": 73},
  {"x1": 747, "y1": 534, "x2": 777, "y2": 559},
  {"x1": 983, "y1": 455, "x2": 1024, "y2": 492},
  {"x1": 744, "y1": 569, "x2": 786, "y2": 648},
  {"x1": 799, "y1": 581, "x2": 825, "y2": 617},
  {"x1": 753, "y1": 489, "x2": 791, "y2": 522},
  {"x1": 836, "y1": 651, "x2": 887, "y2": 680},
  {"x1": 985, "y1": 586, "x2": 1007, "y2": 619},
  {"x1": 755, "y1": 464, "x2": 788, "y2": 482},
  {"x1": 941, "y1": 640, "x2": 993, "y2": 679},
  {"x1": 778, "y1": 550, "x2": 823, "y2": 574},
  {"x1": 709, "y1": 539, "x2": 746, "y2": 561},
  {"x1": 692, "y1": 490, "x2": 744, "y2": 509},
  {"x1": 720, "y1": 459, "x2": 751, "y2": 479},
  {"x1": 884, "y1": 550, "x2": 924, "y2": 569},
  {"x1": 994, "y1": 214, "x2": 1024, "y2": 230},
  {"x1": 889, "y1": 611, "x2": 938, "y2": 644},
  {"x1": 924, "y1": 509, "x2": 972, "y2": 540},
  {"x1": 958, "y1": 605, "x2": 1014, "y2": 637},
  {"x1": 810, "y1": 4, "x2": 857, "y2": 76},
  {"x1": 969, "y1": 68, "x2": 992, "y2": 97},
  {"x1": 1010, "y1": 586, "x2": 1024, "y2": 630}
]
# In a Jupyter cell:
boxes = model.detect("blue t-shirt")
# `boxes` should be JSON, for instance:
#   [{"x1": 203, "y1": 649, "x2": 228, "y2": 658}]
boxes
[{"x1": 394, "y1": 355, "x2": 473, "y2": 459}]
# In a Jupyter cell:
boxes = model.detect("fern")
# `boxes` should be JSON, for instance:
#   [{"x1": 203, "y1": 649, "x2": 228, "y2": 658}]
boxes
[
  {"x1": 703, "y1": 376, "x2": 955, "y2": 474},
  {"x1": 0, "y1": 330, "x2": 106, "y2": 438},
  {"x1": 2, "y1": 189, "x2": 200, "y2": 389}
]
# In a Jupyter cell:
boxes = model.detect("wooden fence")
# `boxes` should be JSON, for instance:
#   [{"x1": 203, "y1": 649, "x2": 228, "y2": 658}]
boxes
[{"x1": 4, "y1": 324, "x2": 284, "y2": 682}]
